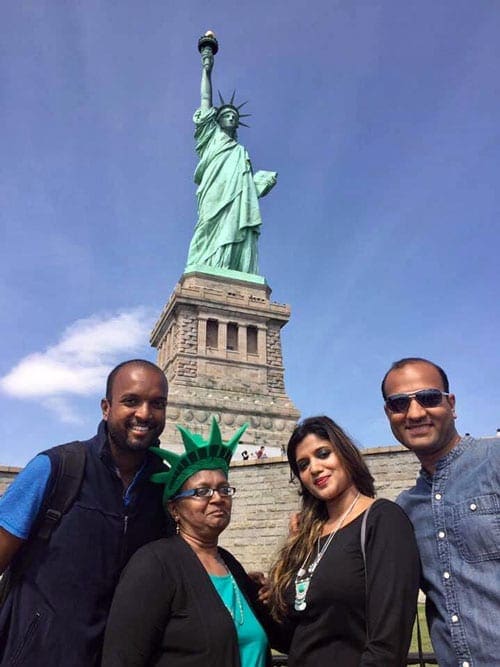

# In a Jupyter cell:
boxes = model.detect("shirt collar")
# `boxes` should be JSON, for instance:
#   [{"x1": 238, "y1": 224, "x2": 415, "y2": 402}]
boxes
[{"x1": 420, "y1": 435, "x2": 473, "y2": 482}]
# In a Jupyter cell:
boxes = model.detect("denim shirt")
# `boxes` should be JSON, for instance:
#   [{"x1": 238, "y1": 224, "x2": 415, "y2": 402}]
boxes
[{"x1": 397, "y1": 436, "x2": 500, "y2": 667}]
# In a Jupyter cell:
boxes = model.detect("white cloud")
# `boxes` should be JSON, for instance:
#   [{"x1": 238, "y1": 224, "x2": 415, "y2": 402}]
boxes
[
  {"x1": 42, "y1": 396, "x2": 85, "y2": 425},
  {"x1": 0, "y1": 308, "x2": 157, "y2": 419}
]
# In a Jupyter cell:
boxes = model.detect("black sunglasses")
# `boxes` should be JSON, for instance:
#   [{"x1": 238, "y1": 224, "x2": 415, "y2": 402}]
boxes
[{"x1": 385, "y1": 388, "x2": 450, "y2": 414}]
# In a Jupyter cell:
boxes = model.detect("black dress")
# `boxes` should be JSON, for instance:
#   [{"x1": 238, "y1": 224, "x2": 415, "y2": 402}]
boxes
[{"x1": 285, "y1": 499, "x2": 420, "y2": 666}]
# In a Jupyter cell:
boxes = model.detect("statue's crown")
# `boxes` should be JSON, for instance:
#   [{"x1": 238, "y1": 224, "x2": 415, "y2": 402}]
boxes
[
  {"x1": 150, "y1": 417, "x2": 248, "y2": 502},
  {"x1": 216, "y1": 91, "x2": 251, "y2": 127}
]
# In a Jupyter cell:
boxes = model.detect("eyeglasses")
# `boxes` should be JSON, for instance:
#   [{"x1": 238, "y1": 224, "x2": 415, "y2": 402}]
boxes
[
  {"x1": 171, "y1": 486, "x2": 236, "y2": 501},
  {"x1": 385, "y1": 388, "x2": 450, "y2": 414}
]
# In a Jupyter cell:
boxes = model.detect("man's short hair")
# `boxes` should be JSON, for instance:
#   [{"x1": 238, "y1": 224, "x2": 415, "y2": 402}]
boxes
[
  {"x1": 105, "y1": 359, "x2": 166, "y2": 401},
  {"x1": 381, "y1": 357, "x2": 450, "y2": 399}
]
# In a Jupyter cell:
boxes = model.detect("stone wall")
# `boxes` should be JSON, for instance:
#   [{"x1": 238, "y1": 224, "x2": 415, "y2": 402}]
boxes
[{"x1": 0, "y1": 446, "x2": 420, "y2": 573}]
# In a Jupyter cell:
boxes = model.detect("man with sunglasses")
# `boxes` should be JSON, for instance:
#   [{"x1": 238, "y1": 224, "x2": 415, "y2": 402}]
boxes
[{"x1": 382, "y1": 357, "x2": 500, "y2": 667}]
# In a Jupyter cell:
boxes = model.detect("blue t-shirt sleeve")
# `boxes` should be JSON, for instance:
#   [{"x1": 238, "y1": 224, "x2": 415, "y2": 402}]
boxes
[{"x1": 0, "y1": 454, "x2": 52, "y2": 539}]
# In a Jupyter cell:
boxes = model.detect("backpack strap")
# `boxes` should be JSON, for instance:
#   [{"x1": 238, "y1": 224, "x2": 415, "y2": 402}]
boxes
[
  {"x1": 36, "y1": 441, "x2": 86, "y2": 541},
  {"x1": 360, "y1": 503, "x2": 371, "y2": 567},
  {"x1": 1, "y1": 442, "x2": 87, "y2": 608},
  {"x1": 360, "y1": 500, "x2": 375, "y2": 642}
]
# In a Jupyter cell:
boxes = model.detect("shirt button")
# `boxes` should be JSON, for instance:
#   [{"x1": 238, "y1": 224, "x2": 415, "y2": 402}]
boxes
[
  {"x1": 443, "y1": 571, "x2": 450, "y2": 579},
  {"x1": 451, "y1": 614, "x2": 459, "y2": 623},
  {"x1": 435, "y1": 493, "x2": 442, "y2": 500},
  {"x1": 469, "y1": 503, "x2": 477, "y2": 511},
  {"x1": 438, "y1": 530, "x2": 446, "y2": 539}
]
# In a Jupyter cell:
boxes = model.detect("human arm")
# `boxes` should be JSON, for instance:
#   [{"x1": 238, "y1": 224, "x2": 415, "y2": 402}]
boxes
[
  {"x1": 360, "y1": 500, "x2": 420, "y2": 667},
  {"x1": 200, "y1": 46, "x2": 213, "y2": 109},
  {"x1": 0, "y1": 454, "x2": 51, "y2": 574},
  {"x1": 0, "y1": 527, "x2": 24, "y2": 574},
  {"x1": 102, "y1": 544, "x2": 173, "y2": 666}
]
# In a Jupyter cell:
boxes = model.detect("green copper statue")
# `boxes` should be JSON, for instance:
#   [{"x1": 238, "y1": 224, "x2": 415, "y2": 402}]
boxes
[{"x1": 185, "y1": 31, "x2": 277, "y2": 276}]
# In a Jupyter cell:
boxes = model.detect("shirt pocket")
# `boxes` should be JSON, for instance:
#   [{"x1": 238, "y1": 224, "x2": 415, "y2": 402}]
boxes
[{"x1": 453, "y1": 493, "x2": 500, "y2": 562}]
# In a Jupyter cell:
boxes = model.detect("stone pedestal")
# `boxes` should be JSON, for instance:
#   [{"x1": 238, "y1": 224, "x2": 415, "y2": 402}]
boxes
[{"x1": 150, "y1": 271, "x2": 300, "y2": 452}]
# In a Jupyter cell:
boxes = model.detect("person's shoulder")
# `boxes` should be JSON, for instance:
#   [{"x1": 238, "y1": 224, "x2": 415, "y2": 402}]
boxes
[
  {"x1": 395, "y1": 487, "x2": 415, "y2": 509},
  {"x1": 218, "y1": 546, "x2": 246, "y2": 578},
  {"x1": 43, "y1": 433, "x2": 97, "y2": 456},
  {"x1": 2, "y1": 454, "x2": 52, "y2": 491},
  {"x1": 0, "y1": 454, "x2": 53, "y2": 539},
  {"x1": 455, "y1": 436, "x2": 500, "y2": 473},
  {"x1": 368, "y1": 498, "x2": 413, "y2": 526},
  {"x1": 468, "y1": 436, "x2": 499, "y2": 455},
  {"x1": 136, "y1": 536, "x2": 192, "y2": 564},
  {"x1": 193, "y1": 106, "x2": 217, "y2": 124},
  {"x1": 124, "y1": 537, "x2": 177, "y2": 572},
  {"x1": 218, "y1": 545, "x2": 241, "y2": 566}
]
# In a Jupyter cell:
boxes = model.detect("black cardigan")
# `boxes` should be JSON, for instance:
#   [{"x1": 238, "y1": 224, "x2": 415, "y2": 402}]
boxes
[{"x1": 102, "y1": 536, "x2": 281, "y2": 666}]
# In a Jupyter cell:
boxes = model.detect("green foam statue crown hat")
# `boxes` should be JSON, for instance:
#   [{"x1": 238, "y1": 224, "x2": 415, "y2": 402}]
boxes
[{"x1": 150, "y1": 417, "x2": 248, "y2": 502}]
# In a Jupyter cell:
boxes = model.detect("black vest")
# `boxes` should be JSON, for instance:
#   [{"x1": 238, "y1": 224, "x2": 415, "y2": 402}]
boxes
[{"x1": 0, "y1": 422, "x2": 173, "y2": 666}]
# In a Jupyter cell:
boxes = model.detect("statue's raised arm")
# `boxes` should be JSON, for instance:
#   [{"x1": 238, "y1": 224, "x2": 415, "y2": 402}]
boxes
[
  {"x1": 185, "y1": 31, "x2": 277, "y2": 277},
  {"x1": 199, "y1": 34, "x2": 214, "y2": 109}
]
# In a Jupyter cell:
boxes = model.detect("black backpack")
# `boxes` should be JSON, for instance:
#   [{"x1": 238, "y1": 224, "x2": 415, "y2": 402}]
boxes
[{"x1": 0, "y1": 441, "x2": 86, "y2": 605}]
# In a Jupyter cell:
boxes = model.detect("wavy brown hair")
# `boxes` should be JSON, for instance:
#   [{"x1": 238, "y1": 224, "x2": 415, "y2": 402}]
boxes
[{"x1": 267, "y1": 416, "x2": 375, "y2": 620}]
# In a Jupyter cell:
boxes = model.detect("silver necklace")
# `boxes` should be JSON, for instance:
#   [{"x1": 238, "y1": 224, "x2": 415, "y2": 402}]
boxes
[
  {"x1": 294, "y1": 492, "x2": 361, "y2": 612},
  {"x1": 227, "y1": 572, "x2": 245, "y2": 625},
  {"x1": 215, "y1": 554, "x2": 245, "y2": 625}
]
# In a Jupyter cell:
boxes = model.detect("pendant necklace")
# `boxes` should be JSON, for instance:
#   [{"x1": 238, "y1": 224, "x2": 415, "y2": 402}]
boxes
[
  {"x1": 216, "y1": 553, "x2": 245, "y2": 625},
  {"x1": 294, "y1": 492, "x2": 360, "y2": 612}
]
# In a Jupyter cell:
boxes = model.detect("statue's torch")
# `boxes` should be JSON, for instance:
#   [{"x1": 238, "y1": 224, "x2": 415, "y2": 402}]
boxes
[{"x1": 198, "y1": 30, "x2": 219, "y2": 55}]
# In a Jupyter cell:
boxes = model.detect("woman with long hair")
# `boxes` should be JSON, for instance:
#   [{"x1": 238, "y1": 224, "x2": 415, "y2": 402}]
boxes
[{"x1": 268, "y1": 416, "x2": 420, "y2": 666}]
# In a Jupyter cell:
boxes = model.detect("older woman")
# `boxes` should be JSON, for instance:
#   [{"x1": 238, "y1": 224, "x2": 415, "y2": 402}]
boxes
[
  {"x1": 268, "y1": 416, "x2": 420, "y2": 666},
  {"x1": 102, "y1": 419, "x2": 280, "y2": 667}
]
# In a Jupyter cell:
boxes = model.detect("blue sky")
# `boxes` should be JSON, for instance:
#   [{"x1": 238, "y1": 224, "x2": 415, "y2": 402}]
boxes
[{"x1": 1, "y1": 1, "x2": 499, "y2": 466}]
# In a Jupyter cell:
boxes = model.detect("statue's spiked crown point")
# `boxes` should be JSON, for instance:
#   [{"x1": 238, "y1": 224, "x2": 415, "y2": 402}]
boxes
[
  {"x1": 150, "y1": 417, "x2": 248, "y2": 502},
  {"x1": 216, "y1": 90, "x2": 252, "y2": 128}
]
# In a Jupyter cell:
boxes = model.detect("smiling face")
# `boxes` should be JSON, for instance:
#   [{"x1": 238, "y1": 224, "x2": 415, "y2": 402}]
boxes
[
  {"x1": 101, "y1": 364, "x2": 168, "y2": 455},
  {"x1": 169, "y1": 469, "x2": 232, "y2": 541},
  {"x1": 294, "y1": 434, "x2": 355, "y2": 504},
  {"x1": 383, "y1": 361, "x2": 459, "y2": 468}
]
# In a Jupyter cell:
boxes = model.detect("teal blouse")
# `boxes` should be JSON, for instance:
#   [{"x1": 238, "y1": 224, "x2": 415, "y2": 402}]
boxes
[{"x1": 210, "y1": 573, "x2": 268, "y2": 667}]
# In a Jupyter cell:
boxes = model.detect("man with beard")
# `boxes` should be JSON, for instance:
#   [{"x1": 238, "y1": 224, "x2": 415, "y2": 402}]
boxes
[
  {"x1": 382, "y1": 357, "x2": 500, "y2": 667},
  {"x1": 0, "y1": 359, "x2": 174, "y2": 666}
]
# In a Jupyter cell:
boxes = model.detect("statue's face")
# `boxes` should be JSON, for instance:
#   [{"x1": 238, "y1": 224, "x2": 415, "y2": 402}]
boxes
[{"x1": 218, "y1": 109, "x2": 239, "y2": 133}]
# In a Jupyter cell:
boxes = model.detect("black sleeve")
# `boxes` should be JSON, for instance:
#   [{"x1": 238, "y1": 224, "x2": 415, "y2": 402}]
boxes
[
  {"x1": 101, "y1": 543, "x2": 173, "y2": 667},
  {"x1": 360, "y1": 500, "x2": 420, "y2": 667}
]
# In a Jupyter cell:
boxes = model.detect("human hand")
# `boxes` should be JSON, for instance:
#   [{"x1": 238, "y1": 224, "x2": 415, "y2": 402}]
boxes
[
  {"x1": 258, "y1": 581, "x2": 271, "y2": 605},
  {"x1": 201, "y1": 47, "x2": 214, "y2": 72},
  {"x1": 289, "y1": 512, "x2": 301, "y2": 535},
  {"x1": 248, "y1": 571, "x2": 271, "y2": 604},
  {"x1": 248, "y1": 570, "x2": 267, "y2": 587}
]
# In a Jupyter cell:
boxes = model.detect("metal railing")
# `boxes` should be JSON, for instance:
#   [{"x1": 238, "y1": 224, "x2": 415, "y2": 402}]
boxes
[{"x1": 272, "y1": 652, "x2": 437, "y2": 665}]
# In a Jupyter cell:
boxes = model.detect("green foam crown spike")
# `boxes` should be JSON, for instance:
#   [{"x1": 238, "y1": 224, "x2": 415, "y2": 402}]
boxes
[{"x1": 150, "y1": 417, "x2": 248, "y2": 502}]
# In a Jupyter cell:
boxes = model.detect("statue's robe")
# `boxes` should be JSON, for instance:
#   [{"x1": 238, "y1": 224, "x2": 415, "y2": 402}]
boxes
[{"x1": 186, "y1": 107, "x2": 275, "y2": 274}]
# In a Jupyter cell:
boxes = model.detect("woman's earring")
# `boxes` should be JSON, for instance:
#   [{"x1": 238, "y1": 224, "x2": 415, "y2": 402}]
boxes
[{"x1": 176, "y1": 519, "x2": 180, "y2": 535}]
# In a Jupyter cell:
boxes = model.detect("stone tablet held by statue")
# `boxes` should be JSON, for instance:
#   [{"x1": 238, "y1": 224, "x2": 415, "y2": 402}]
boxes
[{"x1": 185, "y1": 31, "x2": 277, "y2": 277}]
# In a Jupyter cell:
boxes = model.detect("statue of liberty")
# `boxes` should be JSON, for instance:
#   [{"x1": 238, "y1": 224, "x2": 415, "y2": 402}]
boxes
[{"x1": 185, "y1": 32, "x2": 277, "y2": 276}]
